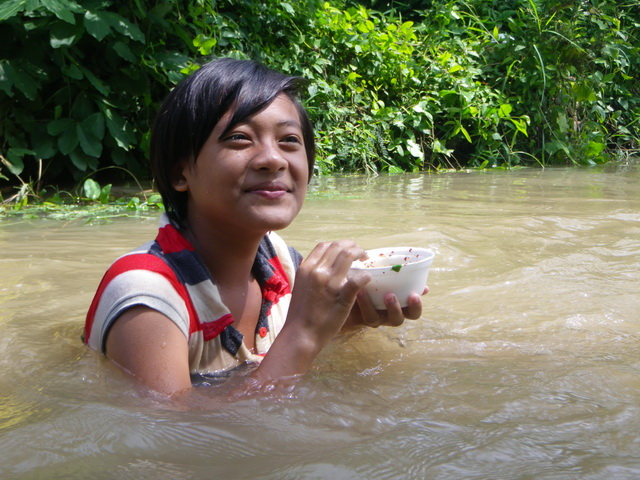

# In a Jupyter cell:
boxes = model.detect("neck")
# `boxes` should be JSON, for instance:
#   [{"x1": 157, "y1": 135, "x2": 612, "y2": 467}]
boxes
[{"x1": 182, "y1": 216, "x2": 264, "y2": 286}]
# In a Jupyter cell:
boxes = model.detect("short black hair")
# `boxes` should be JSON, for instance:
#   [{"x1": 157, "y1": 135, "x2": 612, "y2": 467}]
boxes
[{"x1": 149, "y1": 58, "x2": 315, "y2": 226}]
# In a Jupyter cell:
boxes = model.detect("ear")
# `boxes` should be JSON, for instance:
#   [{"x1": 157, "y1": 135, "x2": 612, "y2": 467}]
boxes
[{"x1": 171, "y1": 159, "x2": 190, "y2": 192}]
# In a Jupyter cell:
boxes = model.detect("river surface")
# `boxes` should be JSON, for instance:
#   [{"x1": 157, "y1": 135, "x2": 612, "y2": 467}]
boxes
[{"x1": 1, "y1": 166, "x2": 639, "y2": 479}]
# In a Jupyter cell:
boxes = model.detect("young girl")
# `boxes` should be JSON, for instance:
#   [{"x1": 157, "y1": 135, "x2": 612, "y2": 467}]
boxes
[{"x1": 83, "y1": 58, "x2": 426, "y2": 396}]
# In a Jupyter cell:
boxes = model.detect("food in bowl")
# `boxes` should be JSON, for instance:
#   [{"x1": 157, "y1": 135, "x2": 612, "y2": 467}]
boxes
[{"x1": 350, "y1": 247, "x2": 435, "y2": 309}]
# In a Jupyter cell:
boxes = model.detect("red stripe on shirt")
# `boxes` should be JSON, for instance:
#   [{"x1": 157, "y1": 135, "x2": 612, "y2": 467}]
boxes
[
  {"x1": 201, "y1": 313, "x2": 234, "y2": 341},
  {"x1": 156, "y1": 223, "x2": 194, "y2": 254},
  {"x1": 84, "y1": 253, "x2": 198, "y2": 344},
  {"x1": 262, "y1": 255, "x2": 292, "y2": 311}
]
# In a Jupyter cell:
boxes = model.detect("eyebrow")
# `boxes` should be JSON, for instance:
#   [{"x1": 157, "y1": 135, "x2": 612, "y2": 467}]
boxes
[{"x1": 275, "y1": 119, "x2": 302, "y2": 129}]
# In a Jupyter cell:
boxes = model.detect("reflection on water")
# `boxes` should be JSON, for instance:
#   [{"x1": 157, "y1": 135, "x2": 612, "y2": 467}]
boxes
[{"x1": 1, "y1": 166, "x2": 639, "y2": 478}]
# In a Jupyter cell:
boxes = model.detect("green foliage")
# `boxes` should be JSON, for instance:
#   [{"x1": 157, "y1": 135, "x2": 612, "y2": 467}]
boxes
[
  {"x1": 0, "y1": 0, "x2": 191, "y2": 185},
  {"x1": 1, "y1": 0, "x2": 639, "y2": 194},
  {"x1": 458, "y1": 0, "x2": 640, "y2": 166}
]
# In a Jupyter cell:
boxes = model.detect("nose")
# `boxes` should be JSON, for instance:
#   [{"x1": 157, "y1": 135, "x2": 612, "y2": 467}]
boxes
[{"x1": 252, "y1": 140, "x2": 288, "y2": 172}]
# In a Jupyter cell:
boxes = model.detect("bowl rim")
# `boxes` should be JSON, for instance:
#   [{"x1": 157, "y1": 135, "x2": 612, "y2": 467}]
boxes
[{"x1": 350, "y1": 247, "x2": 435, "y2": 271}]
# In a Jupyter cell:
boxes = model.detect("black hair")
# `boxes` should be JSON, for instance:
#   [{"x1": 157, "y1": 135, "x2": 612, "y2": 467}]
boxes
[{"x1": 149, "y1": 58, "x2": 315, "y2": 226}]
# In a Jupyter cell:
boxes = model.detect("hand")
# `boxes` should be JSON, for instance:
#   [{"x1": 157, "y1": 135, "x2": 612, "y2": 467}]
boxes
[
  {"x1": 344, "y1": 286, "x2": 429, "y2": 329},
  {"x1": 256, "y1": 240, "x2": 372, "y2": 379},
  {"x1": 286, "y1": 240, "x2": 373, "y2": 343}
]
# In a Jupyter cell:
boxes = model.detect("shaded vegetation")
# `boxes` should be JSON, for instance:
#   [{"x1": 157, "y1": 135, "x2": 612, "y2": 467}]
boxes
[{"x1": 1, "y1": 0, "x2": 639, "y2": 210}]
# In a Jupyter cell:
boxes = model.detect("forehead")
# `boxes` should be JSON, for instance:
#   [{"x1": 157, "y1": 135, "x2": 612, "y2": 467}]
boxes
[{"x1": 217, "y1": 94, "x2": 301, "y2": 132}]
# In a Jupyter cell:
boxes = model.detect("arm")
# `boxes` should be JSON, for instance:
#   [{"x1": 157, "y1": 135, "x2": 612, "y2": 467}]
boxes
[
  {"x1": 254, "y1": 240, "x2": 371, "y2": 381},
  {"x1": 105, "y1": 306, "x2": 192, "y2": 395}
]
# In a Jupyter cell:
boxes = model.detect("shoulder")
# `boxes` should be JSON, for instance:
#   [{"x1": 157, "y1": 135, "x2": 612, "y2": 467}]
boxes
[{"x1": 84, "y1": 246, "x2": 191, "y2": 352}]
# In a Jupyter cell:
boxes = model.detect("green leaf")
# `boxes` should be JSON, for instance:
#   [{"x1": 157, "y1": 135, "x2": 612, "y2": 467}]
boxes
[
  {"x1": 492, "y1": 26, "x2": 499, "y2": 42},
  {"x1": 407, "y1": 139, "x2": 423, "y2": 158},
  {"x1": 459, "y1": 124, "x2": 472, "y2": 143},
  {"x1": 281, "y1": 2, "x2": 295, "y2": 15},
  {"x1": 11, "y1": 65, "x2": 38, "y2": 100},
  {"x1": 0, "y1": 0, "x2": 27, "y2": 21},
  {"x1": 148, "y1": 194, "x2": 163, "y2": 205},
  {"x1": 81, "y1": 112, "x2": 105, "y2": 140},
  {"x1": 544, "y1": 139, "x2": 569, "y2": 156},
  {"x1": 572, "y1": 83, "x2": 597, "y2": 102},
  {"x1": 584, "y1": 141, "x2": 606, "y2": 158},
  {"x1": 511, "y1": 118, "x2": 528, "y2": 137},
  {"x1": 432, "y1": 139, "x2": 454, "y2": 156},
  {"x1": 111, "y1": 147, "x2": 128, "y2": 165},
  {"x1": 105, "y1": 12, "x2": 144, "y2": 43},
  {"x1": 127, "y1": 196, "x2": 141, "y2": 210},
  {"x1": 556, "y1": 113, "x2": 569, "y2": 133},
  {"x1": 6, "y1": 148, "x2": 34, "y2": 175},
  {"x1": 69, "y1": 149, "x2": 95, "y2": 171},
  {"x1": 346, "y1": 71, "x2": 360, "y2": 82},
  {"x1": 50, "y1": 21, "x2": 80, "y2": 48},
  {"x1": 58, "y1": 126, "x2": 79, "y2": 155},
  {"x1": 41, "y1": 0, "x2": 78, "y2": 24},
  {"x1": 62, "y1": 63, "x2": 83, "y2": 80},
  {"x1": 0, "y1": 63, "x2": 15, "y2": 96},
  {"x1": 79, "y1": 65, "x2": 110, "y2": 96},
  {"x1": 498, "y1": 104, "x2": 513, "y2": 117},
  {"x1": 84, "y1": 11, "x2": 111, "y2": 41},
  {"x1": 113, "y1": 41, "x2": 136, "y2": 62},
  {"x1": 30, "y1": 126, "x2": 56, "y2": 159},
  {"x1": 76, "y1": 121, "x2": 103, "y2": 158},
  {"x1": 47, "y1": 118, "x2": 75, "y2": 136},
  {"x1": 103, "y1": 107, "x2": 134, "y2": 150},
  {"x1": 83, "y1": 178, "x2": 101, "y2": 200},
  {"x1": 193, "y1": 34, "x2": 217, "y2": 56},
  {"x1": 99, "y1": 183, "x2": 112, "y2": 204}
]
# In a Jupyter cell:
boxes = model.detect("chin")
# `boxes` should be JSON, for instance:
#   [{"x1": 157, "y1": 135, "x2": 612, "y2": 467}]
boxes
[
  {"x1": 249, "y1": 207, "x2": 300, "y2": 232},
  {"x1": 262, "y1": 218, "x2": 295, "y2": 232},
  {"x1": 238, "y1": 216, "x2": 292, "y2": 235}
]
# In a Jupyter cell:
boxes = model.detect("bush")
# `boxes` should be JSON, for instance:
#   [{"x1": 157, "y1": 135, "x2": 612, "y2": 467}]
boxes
[{"x1": 1, "y1": 0, "x2": 638, "y2": 190}]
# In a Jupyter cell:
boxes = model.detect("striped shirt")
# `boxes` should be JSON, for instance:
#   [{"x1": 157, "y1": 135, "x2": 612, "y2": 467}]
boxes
[{"x1": 84, "y1": 214, "x2": 301, "y2": 376}]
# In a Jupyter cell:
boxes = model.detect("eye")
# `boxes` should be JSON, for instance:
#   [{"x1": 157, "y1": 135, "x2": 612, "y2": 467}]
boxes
[
  {"x1": 224, "y1": 133, "x2": 250, "y2": 142},
  {"x1": 280, "y1": 135, "x2": 302, "y2": 145}
]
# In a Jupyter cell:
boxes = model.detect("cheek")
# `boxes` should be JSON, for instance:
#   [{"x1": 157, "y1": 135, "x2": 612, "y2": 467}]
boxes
[
  {"x1": 296, "y1": 182, "x2": 308, "y2": 206},
  {"x1": 294, "y1": 154, "x2": 310, "y2": 183}
]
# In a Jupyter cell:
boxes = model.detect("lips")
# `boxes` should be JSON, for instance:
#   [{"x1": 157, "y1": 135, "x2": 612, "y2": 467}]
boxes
[
  {"x1": 245, "y1": 181, "x2": 290, "y2": 193},
  {"x1": 244, "y1": 181, "x2": 291, "y2": 198}
]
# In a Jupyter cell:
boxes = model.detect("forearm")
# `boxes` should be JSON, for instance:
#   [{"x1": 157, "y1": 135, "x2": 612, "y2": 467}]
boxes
[
  {"x1": 251, "y1": 240, "x2": 371, "y2": 381},
  {"x1": 253, "y1": 324, "x2": 325, "y2": 381}
]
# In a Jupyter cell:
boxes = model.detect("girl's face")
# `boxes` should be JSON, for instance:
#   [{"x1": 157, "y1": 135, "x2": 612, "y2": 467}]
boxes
[{"x1": 174, "y1": 94, "x2": 309, "y2": 238}]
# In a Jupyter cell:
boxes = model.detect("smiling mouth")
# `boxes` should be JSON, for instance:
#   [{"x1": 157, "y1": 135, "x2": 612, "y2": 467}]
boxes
[{"x1": 245, "y1": 182, "x2": 291, "y2": 194}]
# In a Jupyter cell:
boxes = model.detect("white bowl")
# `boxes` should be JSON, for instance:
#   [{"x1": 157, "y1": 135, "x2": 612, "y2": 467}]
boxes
[{"x1": 350, "y1": 247, "x2": 435, "y2": 309}]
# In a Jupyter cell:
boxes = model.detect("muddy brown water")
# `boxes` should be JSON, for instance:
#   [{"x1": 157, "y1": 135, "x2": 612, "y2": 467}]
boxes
[{"x1": 1, "y1": 166, "x2": 639, "y2": 479}]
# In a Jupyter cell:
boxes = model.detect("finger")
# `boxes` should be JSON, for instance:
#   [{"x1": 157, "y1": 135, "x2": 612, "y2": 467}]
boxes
[
  {"x1": 337, "y1": 270, "x2": 371, "y2": 307},
  {"x1": 382, "y1": 293, "x2": 405, "y2": 327},
  {"x1": 355, "y1": 289, "x2": 383, "y2": 328},
  {"x1": 301, "y1": 241, "x2": 334, "y2": 267},
  {"x1": 401, "y1": 293, "x2": 424, "y2": 320},
  {"x1": 307, "y1": 241, "x2": 364, "y2": 273},
  {"x1": 326, "y1": 241, "x2": 365, "y2": 273}
]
